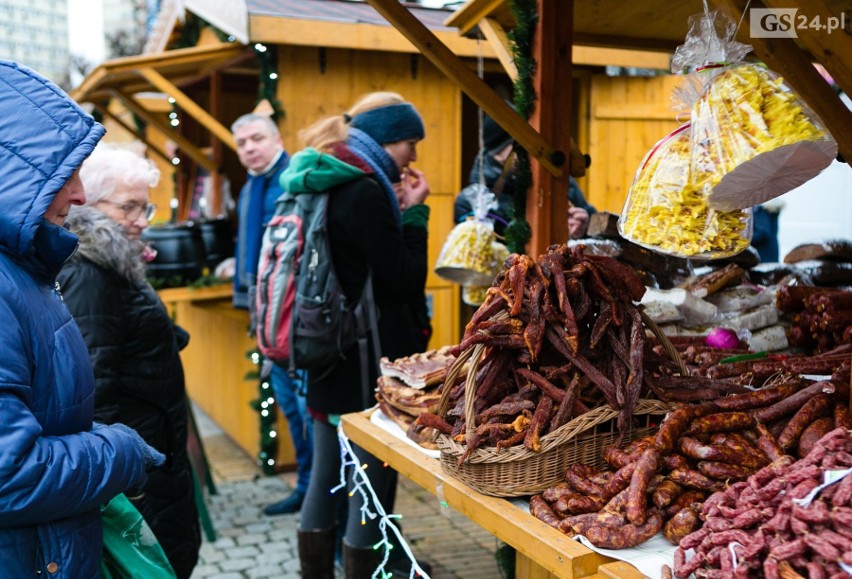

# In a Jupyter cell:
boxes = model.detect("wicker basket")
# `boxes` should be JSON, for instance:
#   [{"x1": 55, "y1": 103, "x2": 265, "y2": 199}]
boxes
[{"x1": 435, "y1": 343, "x2": 673, "y2": 497}]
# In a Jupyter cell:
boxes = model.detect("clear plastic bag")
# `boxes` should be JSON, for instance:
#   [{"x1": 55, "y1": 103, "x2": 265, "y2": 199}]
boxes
[
  {"x1": 673, "y1": 10, "x2": 836, "y2": 212},
  {"x1": 460, "y1": 240, "x2": 510, "y2": 306},
  {"x1": 690, "y1": 63, "x2": 837, "y2": 211},
  {"x1": 619, "y1": 123, "x2": 753, "y2": 258},
  {"x1": 619, "y1": 9, "x2": 836, "y2": 259},
  {"x1": 435, "y1": 184, "x2": 500, "y2": 286}
]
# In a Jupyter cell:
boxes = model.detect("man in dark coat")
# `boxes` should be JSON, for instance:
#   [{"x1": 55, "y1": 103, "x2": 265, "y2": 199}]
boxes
[
  {"x1": 454, "y1": 112, "x2": 596, "y2": 239},
  {"x1": 231, "y1": 113, "x2": 313, "y2": 515}
]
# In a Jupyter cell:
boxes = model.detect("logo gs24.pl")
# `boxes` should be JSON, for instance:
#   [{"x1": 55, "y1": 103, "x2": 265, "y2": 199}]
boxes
[{"x1": 750, "y1": 8, "x2": 847, "y2": 38}]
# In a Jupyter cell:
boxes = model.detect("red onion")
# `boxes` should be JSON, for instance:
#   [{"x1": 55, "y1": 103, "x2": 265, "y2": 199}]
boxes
[{"x1": 706, "y1": 327, "x2": 740, "y2": 350}]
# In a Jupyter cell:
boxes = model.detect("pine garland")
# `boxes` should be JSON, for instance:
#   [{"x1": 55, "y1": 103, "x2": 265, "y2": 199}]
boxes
[
  {"x1": 254, "y1": 44, "x2": 285, "y2": 123},
  {"x1": 504, "y1": 0, "x2": 538, "y2": 254},
  {"x1": 247, "y1": 349, "x2": 280, "y2": 476}
]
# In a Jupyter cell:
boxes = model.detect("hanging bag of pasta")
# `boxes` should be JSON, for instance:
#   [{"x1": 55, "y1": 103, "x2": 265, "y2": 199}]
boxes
[
  {"x1": 620, "y1": 9, "x2": 837, "y2": 259},
  {"x1": 681, "y1": 11, "x2": 837, "y2": 212},
  {"x1": 436, "y1": 184, "x2": 500, "y2": 287}
]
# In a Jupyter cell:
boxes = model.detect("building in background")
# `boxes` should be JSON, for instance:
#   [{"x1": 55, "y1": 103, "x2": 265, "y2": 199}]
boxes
[
  {"x1": 103, "y1": 0, "x2": 152, "y2": 57},
  {"x1": 0, "y1": 0, "x2": 69, "y2": 85}
]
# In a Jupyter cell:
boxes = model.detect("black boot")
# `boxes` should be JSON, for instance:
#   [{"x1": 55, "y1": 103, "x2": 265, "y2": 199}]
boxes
[
  {"x1": 343, "y1": 540, "x2": 383, "y2": 579},
  {"x1": 298, "y1": 528, "x2": 336, "y2": 579}
]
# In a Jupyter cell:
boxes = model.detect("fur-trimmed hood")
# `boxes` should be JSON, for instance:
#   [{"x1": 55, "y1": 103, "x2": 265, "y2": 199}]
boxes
[{"x1": 65, "y1": 206, "x2": 147, "y2": 284}]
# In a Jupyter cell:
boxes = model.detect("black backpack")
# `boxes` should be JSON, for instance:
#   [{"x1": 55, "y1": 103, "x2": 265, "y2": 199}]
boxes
[{"x1": 255, "y1": 189, "x2": 380, "y2": 394}]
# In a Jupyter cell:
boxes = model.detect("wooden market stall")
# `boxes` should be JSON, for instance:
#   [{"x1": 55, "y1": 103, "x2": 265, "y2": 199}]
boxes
[
  {"x1": 68, "y1": 0, "x2": 689, "y2": 466},
  {"x1": 363, "y1": 0, "x2": 852, "y2": 258},
  {"x1": 336, "y1": 1, "x2": 852, "y2": 578}
]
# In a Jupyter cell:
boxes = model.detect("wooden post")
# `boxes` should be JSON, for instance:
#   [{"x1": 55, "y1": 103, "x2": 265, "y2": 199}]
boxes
[{"x1": 527, "y1": 0, "x2": 573, "y2": 256}]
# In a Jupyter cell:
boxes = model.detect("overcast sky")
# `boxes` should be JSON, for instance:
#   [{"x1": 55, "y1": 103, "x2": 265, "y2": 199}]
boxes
[{"x1": 68, "y1": 0, "x2": 106, "y2": 64}]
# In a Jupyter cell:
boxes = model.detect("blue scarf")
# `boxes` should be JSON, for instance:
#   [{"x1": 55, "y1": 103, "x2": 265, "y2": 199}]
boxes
[{"x1": 346, "y1": 128, "x2": 402, "y2": 225}]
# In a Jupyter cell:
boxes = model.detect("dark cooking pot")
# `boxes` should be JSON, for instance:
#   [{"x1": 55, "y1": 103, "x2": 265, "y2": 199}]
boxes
[
  {"x1": 199, "y1": 218, "x2": 234, "y2": 270},
  {"x1": 141, "y1": 221, "x2": 206, "y2": 286}
]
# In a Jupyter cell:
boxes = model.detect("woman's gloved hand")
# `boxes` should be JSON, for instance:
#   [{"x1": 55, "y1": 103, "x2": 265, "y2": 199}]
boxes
[{"x1": 94, "y1": 422, "x2": 166, "y2": 470}]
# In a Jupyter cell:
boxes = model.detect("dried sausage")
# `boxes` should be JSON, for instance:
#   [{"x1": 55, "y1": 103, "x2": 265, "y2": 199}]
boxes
[
  {"x1": 652, "y1": 478, "x2": 683, "y2": 509},
  {"x1": 584, "y1": 509, "x2": 663, "y2": 549},
  {"x1": 777, "y1": 393, "x2": 833, "y2": 450},
  {"x1": 697, "y1": 460, "x2": 752, "y2": 481},
  {"x1": 797, "y1": 417, "x2": 834, "y2": 458},
  {"x1": 530, "y1": 494, "x2": 561, "y2": 529},
  {"x1": 753, "y1": 381, "x2": 836, "y2": 423},
  {"x1": 685, "y1": 412, "x2": 755, "y2": 435},
  {"x1": 663, "y1": 506, "x2": 700, "y2": 546},
  {"x1": 626, "y1": 447, "x2": 660, "y2": 525}
]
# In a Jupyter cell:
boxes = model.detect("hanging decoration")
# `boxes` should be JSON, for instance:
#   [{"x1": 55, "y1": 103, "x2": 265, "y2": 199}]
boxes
[
  {"x1": 335, "y1": 426, "x2": 429, "y2": 579},
  {"x1": 503, "y1": 0, "x2": 538, "y2": 254},
  {"x1": 253, "y1": 43, "x2": 285, "y2": 123},
  {"x1": 247, "y1": 349, "x2": 280, "y2": 476}
]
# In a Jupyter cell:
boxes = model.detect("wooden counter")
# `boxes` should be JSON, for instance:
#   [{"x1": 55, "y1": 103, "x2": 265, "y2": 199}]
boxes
[
  {"x1": 159, "y1": 284, "x2": 295, "y2": 469},
  {"x1": 340, "y1": 410, "x2": 647, "y2": 579}
]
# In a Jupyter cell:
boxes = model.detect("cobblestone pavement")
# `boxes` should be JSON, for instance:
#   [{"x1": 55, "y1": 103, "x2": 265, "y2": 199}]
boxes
[{"x1": 190, "y1": 407, "x2": 505, "y2": 579}]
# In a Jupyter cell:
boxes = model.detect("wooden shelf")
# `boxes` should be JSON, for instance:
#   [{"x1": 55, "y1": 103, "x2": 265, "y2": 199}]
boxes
[
  {"x1": 157, "y1": 283, "x2": 233, "y2": 304},
  {"x1": 341, "y1": 410, "x2": 628, "y2": 579}
]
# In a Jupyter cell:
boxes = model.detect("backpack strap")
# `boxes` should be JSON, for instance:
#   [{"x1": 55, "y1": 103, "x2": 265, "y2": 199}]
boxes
[{"x1": 355, "y1": 271, "x2": 382, "y2": 409}]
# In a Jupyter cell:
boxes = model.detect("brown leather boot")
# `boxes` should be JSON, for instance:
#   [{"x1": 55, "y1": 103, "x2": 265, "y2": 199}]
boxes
[
  {"x1": 298, "y1": 528, "x2": 336, "y2": 579},
  {"x1": 343, "y1": 540, "x2": 383, "y2": 579}
]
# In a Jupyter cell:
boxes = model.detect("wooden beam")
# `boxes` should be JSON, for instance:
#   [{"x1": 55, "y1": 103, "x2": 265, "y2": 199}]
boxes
[
  {"x1": 762, "y1": 0, "x2": 852, "y2": 98},
  {"x1": 94, "y1": 105, "x2": 173, "y2": 166},
  {"x1": 572, "y1": 33, "x2": 681, "y2": 53},
  {"x1": 110, "y1": 89, "x2": 217, "y2": 174},
  {"x1": 527, "y1": 0, "x2": 573, "y2": 255},
  {"x1": 444, "y1": 0, "x2": 506, "y2": 35},
  {"x1": 70, "y1": 67, "x2": 107, "y2": 103},
  {"x1": 714, "y1": 0, "x2": 852, "y2": 166},
  {"x1": 364, "y1": 0, "x2": 564, "y2": 178},
  {"x1": 572, "y1": 46, "x2": 672, "y2": 69},
  {"x1": 138, "y1": 68, "x2": 237, "y2": 152},
  {"x1": 478, "y1": 17, "x2": 518, "y2": 80},
  {"x1": 248, "y1": 14, "x2": 497, "y2": 58}
]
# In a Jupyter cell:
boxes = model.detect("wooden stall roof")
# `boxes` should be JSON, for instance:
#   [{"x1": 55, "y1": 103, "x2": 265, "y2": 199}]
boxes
[
  {"x1": 444, "y1": 0, "x2": 852, "y2": 163},
  {"x1": 147, "y1": 0, "x2": 493, "y2": 58},
  {"x1": 70, "y1": 43, "x2": 250, "y2": 171},
  {"x1": 365, "y1": 0, "x2": 852, "y2": 254}
]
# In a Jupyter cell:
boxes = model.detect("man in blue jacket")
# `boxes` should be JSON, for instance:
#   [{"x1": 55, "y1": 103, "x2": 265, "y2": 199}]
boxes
[
  {"x1": 0, "y1": 60, "x2": 164, "y2": 578},
  {"x1": 231, "y1": 113, "x2": 313, "y2": 515}
]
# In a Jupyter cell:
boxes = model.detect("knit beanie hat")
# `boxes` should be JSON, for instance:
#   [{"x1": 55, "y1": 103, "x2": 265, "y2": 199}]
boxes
[
  {"x1": 482, "y1": 113, "x2": 513, "y2": 153},
  {"x1": 349, "y1": 103, "x2": 425, "y2": 145}
]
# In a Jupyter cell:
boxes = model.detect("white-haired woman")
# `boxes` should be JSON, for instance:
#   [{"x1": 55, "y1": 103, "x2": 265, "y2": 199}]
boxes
[{"x1": 57, "y1": 144, "x2": 201, "y2": 579}]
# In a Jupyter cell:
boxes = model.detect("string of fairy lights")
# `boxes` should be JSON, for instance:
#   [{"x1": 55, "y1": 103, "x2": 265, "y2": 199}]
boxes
[{"x1": 335, "y1": 426, "x2": 430, "y2": 579}]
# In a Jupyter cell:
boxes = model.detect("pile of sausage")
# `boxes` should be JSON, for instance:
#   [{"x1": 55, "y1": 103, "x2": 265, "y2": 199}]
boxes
[
  {"x1": 779, "y1": 285, "x2": 852, "y2": 354},
  {"x1": 673, "y1": 427, "x2": 852, "y2": 579},
  {"x1": 644, "y1": 335, "x2": 851, "y2": 403},
  {"x1": 528, "y1": 378, "x2": 851, "y2": 552},
  {"x1": 429, "y1": 244, "x2": 650, "y2": 460}
]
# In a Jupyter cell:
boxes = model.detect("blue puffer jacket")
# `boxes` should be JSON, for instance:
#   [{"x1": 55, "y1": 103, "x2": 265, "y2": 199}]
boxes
[{"x1": 0, "y1": 61, "x2": 150, "y2": 578}]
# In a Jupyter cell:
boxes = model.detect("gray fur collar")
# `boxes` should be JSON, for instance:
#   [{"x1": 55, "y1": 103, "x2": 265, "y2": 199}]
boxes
[{"x1": 66, "y1": 206, "x2": 147, "y2": 284}]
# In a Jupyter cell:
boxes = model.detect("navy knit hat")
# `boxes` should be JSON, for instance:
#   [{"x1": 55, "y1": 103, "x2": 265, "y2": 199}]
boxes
[
  {"x1": 349, "y1": 103, "x2": 425, "y2": 145},
  {"x1": 482, "y1": 113, "x2": 513, "y2": 153}
]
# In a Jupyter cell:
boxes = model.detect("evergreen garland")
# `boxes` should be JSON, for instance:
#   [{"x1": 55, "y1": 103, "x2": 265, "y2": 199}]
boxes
[
  {"x1": 503, "y1": 0, "x2": 538, "y2": 254},
  {"x1": 247, "y1": 349, "x2": 280, "y2": 476},
  {"x1": 253, "y1": 44, "x2": 285, "y2": 123}
]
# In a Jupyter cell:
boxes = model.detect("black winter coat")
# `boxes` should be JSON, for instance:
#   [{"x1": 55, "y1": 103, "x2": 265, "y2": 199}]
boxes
[
  {"x1": 57, "y1": 208, "x2": 200, "y2": 579},
  {"x1": 307, "y1": 173, "x2": 429, "y2": 416}
]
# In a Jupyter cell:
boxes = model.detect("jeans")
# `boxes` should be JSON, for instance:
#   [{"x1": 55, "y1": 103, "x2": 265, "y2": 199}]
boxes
[{"x1": 270, "y1": 365, "x2": 313, "y2": 493}]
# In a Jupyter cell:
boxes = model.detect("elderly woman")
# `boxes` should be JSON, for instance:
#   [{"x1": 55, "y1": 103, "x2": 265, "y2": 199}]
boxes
[
  {"x1": 57, "y1": 145, "x2": 201, "y2": 579},
  {"x1": 0, "y1": 61, "x2": 162, "y2": 579}
]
